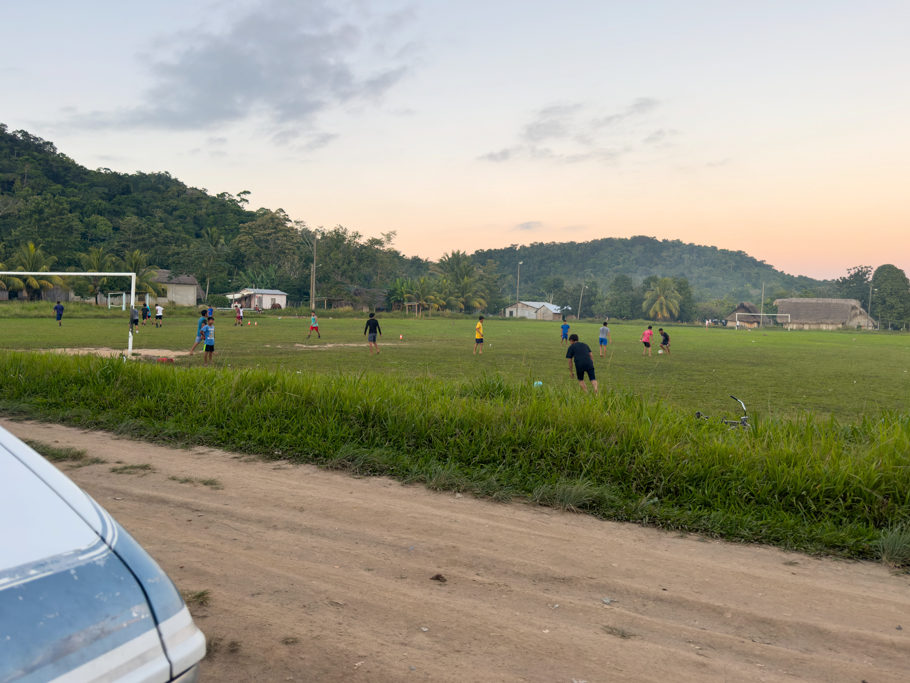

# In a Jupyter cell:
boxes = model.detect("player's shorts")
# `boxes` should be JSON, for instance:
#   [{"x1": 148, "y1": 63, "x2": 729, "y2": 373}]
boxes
[
  {"x1": 368, "y1": 333, "x2": 377, "y2": 342},
  {"x1": 204, "y1": 344, "x2": 215, "y2": 352},
  {"x1": 475, "y1": 338, "x2": 483, "y2": 344},
  {"x1": 195, "y1": 334, "x2": 203, "y2": 343},
  {"x1": 310, "y1": 325, "x2": 318, "y2": 331},
  {"x1": 561, "y1": 333, "x2": 568, "y2": 340},
  {"x1": 599, "y1": 337, "x2": 608, "y2": 346},
  {"x1": 155, "y1": 315, "x2": 162, "y2": 320},
  {"x1": 56, "y1": 314, "x2": 63, "y2": 321},
  {"x1": 643, "y1": 341, "x2": 651, "y2": 348},
  {"x1": 575, "y1": 365, "x2": 595, "y2": 381}
]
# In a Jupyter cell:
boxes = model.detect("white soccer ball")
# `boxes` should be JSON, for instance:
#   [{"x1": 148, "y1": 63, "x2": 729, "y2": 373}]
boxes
[{"x1": 658, "y1": 349, "x2": 663, "y2": 354}]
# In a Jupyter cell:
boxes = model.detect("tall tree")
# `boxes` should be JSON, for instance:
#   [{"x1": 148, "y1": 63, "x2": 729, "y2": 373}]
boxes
[
  {"x1": 642, "y1": 277, "x2": 681, "y2": 321},
  {"x1": 9, "y1": 242, "x2": 63, "y2": 299},
  {"x1": 870, "y1": 264, "x2": 910, "y2": 329},
  {"x1": 78, "y1": 245, "x2": 117, "y2": 304},
  {"x1": 121, "y1": 249, "x2": 164, "y2": 299},
  {"x1": 835, "y1": 265, "x2": 873, "y2": 307}
]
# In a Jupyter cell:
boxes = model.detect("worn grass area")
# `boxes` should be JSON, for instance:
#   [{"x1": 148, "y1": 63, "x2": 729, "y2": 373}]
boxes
[
  {"x1": 23, "y1": 439, "x2": 105, "y2": 467},
  {"x1": 0, "y1": 311, "x2": 907, "y2": 420},
  {"x1": 0, "y1": 350, "x2": 908, "y2": 564}
]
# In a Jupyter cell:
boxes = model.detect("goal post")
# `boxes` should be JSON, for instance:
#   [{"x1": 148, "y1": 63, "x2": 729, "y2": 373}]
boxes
[
  {"x1": 734, "y1": 312, "x2": 790, "y2": 329},
  {"x1": 0, "y1": 271, "x2": 137, "y2": 354}
]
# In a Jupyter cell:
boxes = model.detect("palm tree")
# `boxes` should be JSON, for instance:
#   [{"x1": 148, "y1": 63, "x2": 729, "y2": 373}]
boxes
[
  {"x1": 78, "y1": 245, "x2": 117, "y2": 304},
  {"x1": 10, "y1": 242, "x2": 63, "y2": 300},
  {"x1": 121, "y1": 249, "x2": 164, "y2": 299},
  {"x1": 642, "y1": 277, "x2": 681, "y2": 321},
  {"x1": 0, "y1": 260, "x2": 24, "y2": 294},
  {"x1": 198, "y1": 226, "x2": 227, "y2": 300},
  {"x1": 408, "y1": 276, "x2": 437, "y2": 318},
  {"x1": 386, "y1": 277, "x2": 413, "y2": 311}
]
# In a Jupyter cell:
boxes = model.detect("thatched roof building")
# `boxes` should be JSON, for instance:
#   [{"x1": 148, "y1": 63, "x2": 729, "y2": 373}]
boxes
[
  {"x1": 726, "y1": 302, "x2": 762, "y2": 328},
  {"x1": 773, "y1": 298, "x2": 876, "y2": 330}
]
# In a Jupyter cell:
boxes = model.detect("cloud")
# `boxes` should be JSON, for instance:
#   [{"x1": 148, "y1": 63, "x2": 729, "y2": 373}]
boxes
[
  {"x1": 69, "y1": 0, "x2": 416, "y2": 140},
  {"x1": 515, "y1": 221, "x2": 543, "y2": 232},
  {"x1": 481, "y1": 98, "x2": 666, "y2": 165}
]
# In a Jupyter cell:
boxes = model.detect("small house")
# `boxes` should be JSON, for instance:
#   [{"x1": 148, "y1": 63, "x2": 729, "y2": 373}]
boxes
[
  {"x1": 773, "y1": 298, "x2": 876, "y2": 330},
  {"x1": 149, "y1": 270, "x2": 203, "y2": 307},
  {"x1": 227, "y1": 288, "x2": 288, "y2": 310},
  {"x1": 726, "y1": 302, "x2": 762, "y2": 328},
  {"x1": 504, "y1": 301, "x2": 563, "y2": 321}
]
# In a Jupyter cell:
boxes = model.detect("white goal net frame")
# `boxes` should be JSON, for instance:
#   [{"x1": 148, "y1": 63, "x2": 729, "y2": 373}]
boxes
[
  {"x1": 0, "y1": 271, "x2": 138, "y2": 354},
  {"x1": 734, "y1": 312, "x2": 790, "y2": 329}
]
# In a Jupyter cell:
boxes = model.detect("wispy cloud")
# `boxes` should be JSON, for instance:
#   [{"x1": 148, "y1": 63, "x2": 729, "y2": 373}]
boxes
[
  {"x1": 515, "y1": 221, "x2": 543, "y2": 231},
  {"x1": 66, "y1": 0, "x2": 416, "y2": 146},
  {"x1": 481, "y1": 98, "x2": 668, "y2": 164}
]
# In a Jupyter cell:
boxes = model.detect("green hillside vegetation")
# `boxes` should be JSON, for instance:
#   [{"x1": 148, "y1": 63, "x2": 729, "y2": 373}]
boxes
[{"x1": 2, "y1": 124, "x2": 908, "y2": 327}]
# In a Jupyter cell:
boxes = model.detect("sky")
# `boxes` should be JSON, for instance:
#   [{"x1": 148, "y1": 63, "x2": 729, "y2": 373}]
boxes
[{"x1": 2, "y1": 0, "x2": 908, "y2": 280}]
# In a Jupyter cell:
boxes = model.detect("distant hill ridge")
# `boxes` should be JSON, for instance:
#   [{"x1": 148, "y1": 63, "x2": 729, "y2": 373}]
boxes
[{"x1": 473, "y1": 236, "x2": 827, "y2": 300}]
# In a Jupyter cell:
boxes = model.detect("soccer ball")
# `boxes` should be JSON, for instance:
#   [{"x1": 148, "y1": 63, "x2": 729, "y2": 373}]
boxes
[
  {"x1": 658, "y1": 349, "x2": 663, "y2": 354},
  {"x1": 533, "y1": 381, "x2": 543, "y2": 387}
]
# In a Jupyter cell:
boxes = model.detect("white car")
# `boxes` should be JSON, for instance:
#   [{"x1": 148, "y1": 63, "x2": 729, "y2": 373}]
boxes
[{"x1": 0, "y1": 425, "x2": 206, "y2": 682}]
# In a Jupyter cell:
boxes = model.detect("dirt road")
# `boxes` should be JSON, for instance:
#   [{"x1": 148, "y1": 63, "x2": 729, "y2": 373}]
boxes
[{"x1": 5, "y1": 419, "x2": 907, "y2": 682}]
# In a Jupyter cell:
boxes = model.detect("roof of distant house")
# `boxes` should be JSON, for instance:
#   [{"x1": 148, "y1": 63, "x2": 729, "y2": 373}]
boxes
[
  {"x1": 152, "y1": 269, "x2": 200, "y2": 286},
  {"x1": 516, "y1": 301, "x2": 562, "y2": 313}
]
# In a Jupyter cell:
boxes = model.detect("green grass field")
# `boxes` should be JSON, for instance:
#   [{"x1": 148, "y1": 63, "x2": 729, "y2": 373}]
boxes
[
  {"x1": 1, "y1": 304, "x2": 908, "y2": 564},
  {"x1": 3, "y1": 305, "x2": 907, "y2": 421}
]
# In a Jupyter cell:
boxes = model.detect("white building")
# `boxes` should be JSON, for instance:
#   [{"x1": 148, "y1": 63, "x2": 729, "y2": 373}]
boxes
[
  {"x1": 503, "y1": 301, "x2": 563, "y2": 321},
  {"x1": 227, "y1": 288, "x2": 288, "y2": 310}
]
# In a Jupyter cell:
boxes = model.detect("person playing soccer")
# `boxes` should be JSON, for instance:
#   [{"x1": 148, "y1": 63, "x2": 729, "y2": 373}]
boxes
[
  {"x1": 560, "y1": 320, "x2": 570, "y2": 345},
  {"x1": 473, "y1": 315, "x2": 484, "y2": 355},
  {"x1": 641, "y1": 325, "x2": 653, "y2": 356},
  {"x1": 364, "y1": 312, "x2": 382, "y2": 354},
  {"x1": 307, "y1": 311, "x2": 321, "y2": 339},
  {"x1": 235, "y1": 304, "x2": 244, "y2": 326},
  {"x1": 141, "y1": 302, "x2": 150, "y2": 326},
  {"x1": 190, "y1": 309, "x2": 208, "y2": 354},
  {"x1": 155, "y1": 304, "x2": 164, "y2": 328},
  {"x1": 658, "y1": 327, "x2": 670, "y2": 355},
  {"x1": 53, "y1": 301, "x2": 64, "y2": 327},
  {"x1": 598, "y1": 320, "x2": 611, "y2": 357},
  {"x1": 201, "y1": 316, "x2": 216, "y2": 365},
  {"x1": 566, "y1": 333, "x2": 598, "y2": 393},
  {"x1": 129, "y1": 305, "x2": 140, "y2": 335}
]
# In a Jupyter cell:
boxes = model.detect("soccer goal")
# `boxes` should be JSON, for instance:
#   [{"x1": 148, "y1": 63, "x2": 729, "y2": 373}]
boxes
[
  {"x1": 734, "y1": 312, "x2": 790, "y2": 329},
  {"x1": 0, "y1": 270, "x2": 138, "y2": 353}
]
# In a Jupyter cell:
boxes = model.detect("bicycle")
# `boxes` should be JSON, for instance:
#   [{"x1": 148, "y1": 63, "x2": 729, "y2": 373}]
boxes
[{"x1": 695, "y1": 395, "x2": 750, "y2": 429}]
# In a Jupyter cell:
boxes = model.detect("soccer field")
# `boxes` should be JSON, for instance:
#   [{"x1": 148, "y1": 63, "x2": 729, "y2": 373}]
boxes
[{"x1": 1, "y1": 309, "x2": 907, "y2": 421}]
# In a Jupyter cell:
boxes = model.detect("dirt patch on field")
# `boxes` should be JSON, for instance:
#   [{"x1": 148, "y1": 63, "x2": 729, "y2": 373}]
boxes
[
  {"x1": 4, "y1": 419, "x2": 907, "y2": 682},
  {"x1": 35, "y1": 347, "x2": 192, "y2": 359}
]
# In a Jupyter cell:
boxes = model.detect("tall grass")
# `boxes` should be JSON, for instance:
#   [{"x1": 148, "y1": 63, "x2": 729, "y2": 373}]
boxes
[{"x1": 1, "y1": 351, "x2": 908, "y2": 563}]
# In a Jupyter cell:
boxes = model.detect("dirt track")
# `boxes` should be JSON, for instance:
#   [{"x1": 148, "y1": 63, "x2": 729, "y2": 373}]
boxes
[{"x1": 5, "y1": 419, "x2": 908, "y2": 682}]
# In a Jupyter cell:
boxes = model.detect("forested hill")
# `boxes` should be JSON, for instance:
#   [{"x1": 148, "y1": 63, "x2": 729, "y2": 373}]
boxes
[
  {"x1": 473, "y1": 237, "x2": 828, "y2": 301},
  {"x1": 2, "y1": 123, "x2": 833, "y2": 315}
]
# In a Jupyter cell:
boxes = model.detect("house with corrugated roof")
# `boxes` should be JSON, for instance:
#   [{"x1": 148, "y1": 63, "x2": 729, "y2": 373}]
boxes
[
  {"x1": 773, "y1": 298, "x2": 876, "y2": 330},
  {"x1": 503, "y1": 301, "x2": 563, "y2": 321},
  {"x1": 227, "y1": 288, "x2": 288, "y2": 310}
]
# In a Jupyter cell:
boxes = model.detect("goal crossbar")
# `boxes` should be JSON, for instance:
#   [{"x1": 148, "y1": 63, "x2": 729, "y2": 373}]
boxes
[
  {"x1": 0, "y1": 271, "x2": 138, "y2": 354},
  {"x1": 734, "y1": 312, "x2": 790, "y2": 329}
]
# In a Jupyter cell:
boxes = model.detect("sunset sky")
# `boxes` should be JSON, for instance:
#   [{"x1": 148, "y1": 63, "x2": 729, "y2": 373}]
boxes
[{"x1": 3, "y1": 0, "x2": 908, "y2": 280}]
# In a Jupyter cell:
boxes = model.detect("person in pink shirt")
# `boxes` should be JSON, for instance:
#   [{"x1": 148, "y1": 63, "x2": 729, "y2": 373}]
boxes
[{"x1": 641, "y1": 325, "x2": 654, "y2": 356}]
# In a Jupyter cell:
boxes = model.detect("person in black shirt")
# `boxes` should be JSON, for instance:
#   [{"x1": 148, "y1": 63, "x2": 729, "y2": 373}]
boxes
[
  {"x1": 658, "y1": 328, "x2": 670, "y2": 355},
  {"x1": 364, "y1": 312, "x2": 382, "y2": 354},
  {"x1": 565, "y1": 333, "x2": 598, "y2": 393}
]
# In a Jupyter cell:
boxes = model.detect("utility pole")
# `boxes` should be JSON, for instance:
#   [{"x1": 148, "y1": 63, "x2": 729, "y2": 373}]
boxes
[
  {"x1": 577, "y1": 283, "x2": 586, "y2": 321},
  {"x1": 516, "y1": 261, "x2": 523, "y2": 303},
  {"x1": 760, "y1": 282, "x2": 765, "y2": 327},
  {"x1": 310, "y1": 231, "x2": 317, "y2": 311}
]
